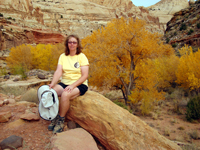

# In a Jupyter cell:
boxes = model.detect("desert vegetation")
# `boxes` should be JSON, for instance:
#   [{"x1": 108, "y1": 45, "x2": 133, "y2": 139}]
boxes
[{"x1": 4, "y1": 18, "x2": 200, "y2": 121}]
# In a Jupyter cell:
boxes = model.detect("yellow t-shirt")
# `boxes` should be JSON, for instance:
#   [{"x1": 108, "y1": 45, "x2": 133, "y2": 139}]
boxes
[{"x1": 58, "y1": 53, "x2": 89, "y2": 86}]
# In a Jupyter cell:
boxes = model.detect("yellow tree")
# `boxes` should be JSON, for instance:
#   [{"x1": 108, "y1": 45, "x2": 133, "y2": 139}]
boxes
[
  {"x1": 176, "y1": 45, "x2": 200, "y2": 91},
  {"x1": 154, "y1": 54, "x2": 179, "y2": 89},
  {"x1": 31, "y1": 44, "x2": 63, "y2": 71},
  {"x1": 82, "y1": 17, "x2": 174, "y2": 109},
  {"x1": 6, "y1": 44, "x2": 33, "y2": 70}
]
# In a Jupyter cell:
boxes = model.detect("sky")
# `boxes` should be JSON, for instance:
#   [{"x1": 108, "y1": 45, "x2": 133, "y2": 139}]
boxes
[
  {"x1": 131, "y1": 0, "x2": 161, "y2": 7},
  {"x1": 131, "y1": 0, "x2": 192, "y2": 7}
]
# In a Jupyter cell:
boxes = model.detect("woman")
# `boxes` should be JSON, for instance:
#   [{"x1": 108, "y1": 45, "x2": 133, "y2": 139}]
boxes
[{"x1": 48, "y1": 34, "x2": 89, "y2": 133}]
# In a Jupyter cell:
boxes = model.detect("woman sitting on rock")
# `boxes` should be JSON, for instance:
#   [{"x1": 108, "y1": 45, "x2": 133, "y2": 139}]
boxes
[{"x1": 49, "y1": 34, "x2": 89, "y2": 133}]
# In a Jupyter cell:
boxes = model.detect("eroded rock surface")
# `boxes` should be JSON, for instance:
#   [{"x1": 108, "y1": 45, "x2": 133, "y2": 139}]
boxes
[{"x1": 67, "y1": 91, "x2": 182, "y2": 150}]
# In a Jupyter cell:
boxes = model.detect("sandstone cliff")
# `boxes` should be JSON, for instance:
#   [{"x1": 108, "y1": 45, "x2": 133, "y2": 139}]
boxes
[
  {"x1": 148, "y1": 0, "x2": 189, "y2": 30},
  {"x1": 0, "y1": 0, "x2": 162, "y2": 51},
  {"x1": 0, "y1": 0, "x2": 190, "y2": 51},
  {"x1": 164, "y1": 1, "x2": 200, "y2": 52}
]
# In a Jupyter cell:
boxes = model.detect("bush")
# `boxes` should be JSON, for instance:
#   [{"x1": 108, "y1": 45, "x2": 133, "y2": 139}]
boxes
[
  {"x1": 6, "y1": 43, "x2": 64, "y2": 72},
  {"x1": 11, "y1": 64, "x2": 28, "y2": 80},
  {"x1": 7, "y1": 17, "x2": 12, "y2": 20},
  {"x1": 188, "y1": 29, "x2": 194, "y2": 35},
  {"x1": 197, "y1": 23, "x2": 200, "y2": 29},
  {"x1": 172, "y1": 43, "x2": 178, "y2": 48},
  {"x1": 0, "y1": 13, "x2": 3, "y2": 17},
  {"x1": 174, "y1": 32, "x2": 177, "y2": 36},
  {"x1": 180, "y1": 23, "x2": 187, "y2": 31},
  {"x1": 186, "y1": 96, "x2": 200, "y2": 122},
  {"x1": 166, "y1": 37, "x2": 170, "y2": 43},
  {"x1": 0, "y1": 68, "x2": 7, "y2": 76}
]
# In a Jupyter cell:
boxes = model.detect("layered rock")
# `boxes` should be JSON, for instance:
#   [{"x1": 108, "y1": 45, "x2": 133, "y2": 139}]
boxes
[
  {"x1": 164, "y1": 1, "x2": 200, "y2": 51},
  {"x1": 148, "y1": 0, "x2": 189, "y2": 30},
  {"x1": 67, "y1": 91, "x2": 181, "y2": 150},
  {"x1": 0, "y1": 0, "x2": 164, "y2": 51}
]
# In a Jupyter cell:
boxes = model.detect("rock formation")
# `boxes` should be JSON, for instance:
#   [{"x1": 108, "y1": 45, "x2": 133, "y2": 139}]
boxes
[
  {"x1": 0, "y1": 0, "x2": 168, "y2": 51},
  {"x1": 164, "y1": 1, "x2": 200, "y2": 51},
  {"x1": 0, "y1": 88, "x2": 182, "y2": 150},
  {"x1": 67, "y1": 91, "x2": 181, "y2": 150},
  {"x1": 51, "y1": 128, "x2": 99, "y2": 150},
  {"x1": 148, "y1": 0, "x2": 189, "y2": 30}
]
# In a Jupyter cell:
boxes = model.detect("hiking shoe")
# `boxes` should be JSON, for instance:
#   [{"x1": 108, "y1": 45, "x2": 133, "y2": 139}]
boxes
[
  {"x1": 53, "y1": 117, "x2": 65, "y2": 133},
  {"x1": 48, "y1": 115, "x2": 59, "y2": 131}
]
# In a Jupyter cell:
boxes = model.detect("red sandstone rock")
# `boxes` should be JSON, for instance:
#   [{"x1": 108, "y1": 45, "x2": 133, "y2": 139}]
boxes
[{"x1": 0, "y1": 111, "x2": 12, "y2": 123}]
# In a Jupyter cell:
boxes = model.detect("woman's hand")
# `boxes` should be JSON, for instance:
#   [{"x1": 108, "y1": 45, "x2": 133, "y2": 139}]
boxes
[
  {"x1": 49, "y1": 83, "x2": 54, "y2": 89},
  {"x1": 64, "y1": 85, "x2": 75, "y2": 93}
]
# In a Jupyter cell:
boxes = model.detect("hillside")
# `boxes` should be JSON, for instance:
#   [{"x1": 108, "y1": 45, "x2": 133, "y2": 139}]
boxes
[
  {"x1": 0, "y1": 0, "x2": 189, "y2": 51},
  {"x1": 148, "y1": 0, "x2": 189, "y2": 30},
  {"x1": 164, "y1": 0, "x2": 200, "y2": 53}
]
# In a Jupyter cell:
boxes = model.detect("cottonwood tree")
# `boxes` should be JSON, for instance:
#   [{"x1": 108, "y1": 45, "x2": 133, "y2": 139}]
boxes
[
  {"x1": 31, "y1": 44, "x2": 63, "y2": 71},
  {"x1": 82, "y1": 17, "x2": 174, "y2": 112},
  {"x1": 176, "y1": 45, "x2": 200, "y2": 91},
  {"x1": 6, "y1": 44, "x2": 33, "y2": 71},
  {"x1": 6, "y1": 43, "x2": 64, "y2": 72}
]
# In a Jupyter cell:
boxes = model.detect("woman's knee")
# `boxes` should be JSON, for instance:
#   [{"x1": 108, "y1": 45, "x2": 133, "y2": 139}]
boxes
[
  {"x1": 53, "y1": 84, "x2": 63, "y2": 96},
  {"x1": 61, "y1": 91, "x2": 71, "y2": 99}
]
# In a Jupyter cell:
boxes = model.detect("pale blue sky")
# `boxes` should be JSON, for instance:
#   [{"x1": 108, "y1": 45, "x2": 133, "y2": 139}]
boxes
[
  {"x1": 131, "y1": 0, "x2": 192, "y2": 7},
  {"x1": 131, "y1": 0, "x2": 160, "y2": 7}
]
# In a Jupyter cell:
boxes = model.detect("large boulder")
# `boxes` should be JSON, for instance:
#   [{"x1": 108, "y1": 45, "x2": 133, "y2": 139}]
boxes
[
  {"x1": 51, "y1": 128, "x2": 99, "y2": 150},
  {"x1": 67, "y1": 91, "x2": 181, "y2": 150}
]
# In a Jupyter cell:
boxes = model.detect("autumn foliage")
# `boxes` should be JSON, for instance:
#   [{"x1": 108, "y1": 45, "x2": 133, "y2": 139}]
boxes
[
  {"x1": 176, "y1": 45, "x2": 200, "y2": 91},
  {"x1": 6, "y1": 17, "x2": 200, "y2": 115},
  {"x1": 82, "y1": 17, "x2": 175, "y2": 114},
  {"x1": 6, "y1": 43, "x2": 64, "y2": 73}
]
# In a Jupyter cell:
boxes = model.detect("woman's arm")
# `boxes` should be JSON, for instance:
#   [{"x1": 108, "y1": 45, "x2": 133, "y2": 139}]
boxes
[
  {"x1": 49, "y1": 64, "x2": 63, "y2": 88},
  {"x1": 65, "y1": 65, "x2": 89, "y2": 91}
]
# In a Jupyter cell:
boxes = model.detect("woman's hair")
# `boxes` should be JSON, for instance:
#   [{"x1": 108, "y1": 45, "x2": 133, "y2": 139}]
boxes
[{"x1": 64, "y1": 34, "x2": 82, "y2": 55}]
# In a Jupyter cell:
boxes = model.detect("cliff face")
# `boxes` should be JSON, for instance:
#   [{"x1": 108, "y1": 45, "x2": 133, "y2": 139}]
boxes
[
  {"x1": 0, "y1": 0, "x2": 189, "y2": 51},
  {"x1": 164, "y1": 1, "x2": 200, "y2": 52},
  {"x1": 148, "y1": 0, "x2": 189, "y2": 30}
]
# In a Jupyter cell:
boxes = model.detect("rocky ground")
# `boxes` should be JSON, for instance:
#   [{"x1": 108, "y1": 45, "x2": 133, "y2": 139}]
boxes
[{"x1": 0, "y1": 72, "x2": 200, "y2": 150}]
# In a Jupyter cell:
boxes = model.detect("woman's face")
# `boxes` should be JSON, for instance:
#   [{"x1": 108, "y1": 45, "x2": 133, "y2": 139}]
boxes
[{"x1": 68, "y1": 37, "x2": 78, "y2": 52}]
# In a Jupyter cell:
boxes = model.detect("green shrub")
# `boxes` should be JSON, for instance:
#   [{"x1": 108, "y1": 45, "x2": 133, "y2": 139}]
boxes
[
  {"x1": 0, "y1": 13, "x2": 3, "y2": 17},
  {"x1": 0, "y1": 68, "x2": 7, "y2": 76},
  {"x1": 180, "y1": 23, "x2": 187, "y2": 31},
  {"x1": 11, "y1": 64, "x2": 28, "y2": 80},
  {"x1": 172, "y1": 43, "x2": 178, "y2": 48},
  {"x1": 186, "y1": 96, "x2": 200, "y2": 122},
  {"x1": 188, "y1": 29, "x2": 194, "y2": 35},
  {"x1": 197, "y1": 23, "x2": 200, "y2": 29},
  {"x1": 174, "y1": 32, "x2": 177, "y2": 36},
  {"x1": 7, "y1": 17, "x2": 12, "y2": 20},
  {"x1": 166, "y1": 37, "x2": 170, "y2": 43},
  {"x1": 61, "y1": 15, "x2": 63, "y2": 18}
]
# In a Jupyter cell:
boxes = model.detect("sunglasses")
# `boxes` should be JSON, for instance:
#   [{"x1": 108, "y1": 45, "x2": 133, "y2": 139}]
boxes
[{"x1": 68, "y1": 41, "x2": 77, "y2": 44}]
